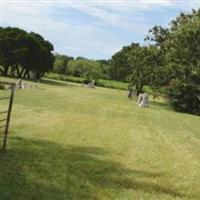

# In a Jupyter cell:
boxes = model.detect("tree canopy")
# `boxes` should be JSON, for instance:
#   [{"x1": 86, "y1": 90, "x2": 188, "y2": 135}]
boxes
[
  {"x1": 110, "y1": 43, "x2": 139, "y2": 81},
  {"x1": 146, "y1": 9, "x2": 200, "y2": 114},
  {"x1": 67, "y1": 59, "x2": 103, "y2": 81},
  {"x1": 53, "y1": 54, "x2": 74, "y2": 76},
  {"x1": 0, "y1": 27, "x2": 54, "y2": 79},
  {"x1": 128, "y1": 45, "x2": 164, "y2": 95}
]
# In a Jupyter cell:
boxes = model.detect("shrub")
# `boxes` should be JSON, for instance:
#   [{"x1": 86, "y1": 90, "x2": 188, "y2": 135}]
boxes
[{"x1": 168, "y1": 80, "x2": 200, "y2": 115}]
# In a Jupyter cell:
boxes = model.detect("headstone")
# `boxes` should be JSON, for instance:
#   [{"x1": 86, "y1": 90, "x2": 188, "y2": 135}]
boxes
[
  {"x1": 91, "y1": 80, "x2": 95, "y2": 88},
  {"x1": 87, "y1": 80, "x2": 95, "y2": 88},
  {"x1": 139, "y1": 93, "x2": 149, "y2": 107},
  {"x1": 137, "y1": 93, "x2": 143, "y2": 105},
  {"x1": 128, "y1": 87, "x2": 133, "y2": 98},
  {"x1": 16, "y1": 79, "x2": 24, "y2": 89}
]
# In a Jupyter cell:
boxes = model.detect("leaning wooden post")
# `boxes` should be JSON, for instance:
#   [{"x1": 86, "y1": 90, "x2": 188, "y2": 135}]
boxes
[{"x1": 2, "y1": 84, "x2": 15, "y2": 151}]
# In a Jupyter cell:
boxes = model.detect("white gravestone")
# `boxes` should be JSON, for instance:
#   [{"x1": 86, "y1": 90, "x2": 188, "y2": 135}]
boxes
[
  {"x1": 137, "y1": 93, "x2": 143, "y2": 105},
  {"x1": 139, "y1": 93, "x2": 149, "y2": 107}
]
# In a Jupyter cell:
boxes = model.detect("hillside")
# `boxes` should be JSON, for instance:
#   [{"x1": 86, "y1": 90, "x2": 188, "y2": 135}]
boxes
[{"x1": 0, "y1": 77, "x2": 200, "y2": 200}]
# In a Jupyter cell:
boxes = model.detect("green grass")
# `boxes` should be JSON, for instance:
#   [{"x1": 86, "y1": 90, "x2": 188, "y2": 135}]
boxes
[
  {"x1": 45, "y1": 72, "x2": 128, "y2": 90},
  {"x1": 0, "y1": 76, "x2": 200, "y2": 200}
]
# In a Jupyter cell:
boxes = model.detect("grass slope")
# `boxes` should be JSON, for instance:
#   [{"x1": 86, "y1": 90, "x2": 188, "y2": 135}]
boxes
[{"x1": 0, "y1": 77, "x2": 200, "y2": 200}]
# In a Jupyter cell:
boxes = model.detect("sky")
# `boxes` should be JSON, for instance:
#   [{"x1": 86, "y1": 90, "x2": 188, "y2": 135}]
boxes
[{"x1": 1, "y1": 0, "x2": 200, "y2": 59}]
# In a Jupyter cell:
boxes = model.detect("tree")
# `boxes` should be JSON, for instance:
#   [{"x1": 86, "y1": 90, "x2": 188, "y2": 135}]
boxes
[
  {"x1": 0, "y1": 27, "x2": 27, "y2": 76},
  {"x1": 68, "y1": 59, "x2": 103, "y2": 81},
  {"x1": 110, "y1": 43, "x2": 139, "y2": 81},
  {"x1": 53, "y1": 54, "x2": 74, "y2": 78},
  {"x1": 145, "y1": 25, "x2": 170, "y2": 49},
  {"x1": 26, "y1": 32, "x2": 55, "y2": 79},
  {"x1": 0, "y1": 27, "x2": 55, "y2": 79},
  {"x1": 166, "y1": 10, "x2": 200, "y2": 114},
  {"x1": 96, "y1": 59, "x2": 111, "y2": 80},
  {"x1": 128, "y1": 45, "x2": 164, "y2": 95},
  {"x1": 146, "y1": 9, "x2": 200, "y2": 115}
]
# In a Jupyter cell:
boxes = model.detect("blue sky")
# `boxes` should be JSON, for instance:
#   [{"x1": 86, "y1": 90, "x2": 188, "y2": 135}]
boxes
[{"x1": 1, "y1": 0, "x2": 200, "y2": 59}]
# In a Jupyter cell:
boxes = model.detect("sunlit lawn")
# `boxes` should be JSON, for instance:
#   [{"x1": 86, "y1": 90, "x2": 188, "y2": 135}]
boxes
[{"x1": 0, "y1": 77, "x2": 200, "y2": 200}]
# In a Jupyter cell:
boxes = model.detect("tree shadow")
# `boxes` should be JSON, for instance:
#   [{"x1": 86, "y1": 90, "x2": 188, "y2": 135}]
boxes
[
  {"x1": 0, "y1": 137, "x2": 185, "y2": 200},
  {"x1": 0, "y1": 75, "x2": 75, "y2": 89},
  {"x1": 150, "y1": 100, "x2": 172, "y2": 111},
  {"x1": 40, "y1": 79, "x2": 76, "y2": 88}
]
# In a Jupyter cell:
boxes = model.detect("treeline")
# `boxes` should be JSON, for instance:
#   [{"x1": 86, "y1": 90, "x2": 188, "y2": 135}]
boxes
[
  {"x1": 0, "y1": 27, "x2": 54, "y2": 79},
  {"x1": 52, "y1": 9, "x2": 200, "y2": 115},
  {"x1": 52, "y1": 55, "x2": 111, "y2": 82}
]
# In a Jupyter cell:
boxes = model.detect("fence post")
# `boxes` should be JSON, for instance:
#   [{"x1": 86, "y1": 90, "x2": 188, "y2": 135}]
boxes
[{"x1": 1, "y1": 84, "x2": 15, "y2": 151}]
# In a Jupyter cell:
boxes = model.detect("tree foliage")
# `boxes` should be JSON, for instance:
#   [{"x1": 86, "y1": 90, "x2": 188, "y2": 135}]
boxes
[
  {"x1": 0, "y1": 27, "x2": 54, "y2": 79},
  {"x1": 110, "y1": 43, "x2": 139, "y2": 81},
  {"x1": 128, "y1": 45, "x2": 164, "y2": 95},
  {"x1": 53, "y1": 54, "x2": 74, "y2": 76},
  {"x1": 146, "y1": 9, "x2": 200, "y2": 115},
  {"x1": 68, "y1": 59, "x2": 103, "y2": 81}
]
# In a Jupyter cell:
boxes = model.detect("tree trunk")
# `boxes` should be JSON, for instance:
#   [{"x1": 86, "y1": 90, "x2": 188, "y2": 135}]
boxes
[
  {"x1": 139, "y1": 84, "x2": 144, "y2": 93},
  {"x1": 136, "y1": 85, "x2": 140, "y2": 96},
  {"x1": 128, "y1": 89, "x2": 133, "y2": 98},
  {"x1": 15, "y1": 65, "x2": 20, "y2": 78},
  {"x1": 136, "y1": 84, "x2": 144, "y2": 96},
  {"x1": 27, "y1": 70, "x2": 30, "y2": 79},
  {"x1": 37, "y1": 72, "x2": 44, "y2": 80},
  {"x1": 0, "y1": 67, "x2": 4, "y2": 75},
  {"x1": 23, "y1": 69, "x2": 30, "y2": 78},
  {"x1": 3, "y1": 65, "x2": 9, "y2": 76},
  {"x1": 19, "y1": 67, "x2": 26, "y2": 78}
]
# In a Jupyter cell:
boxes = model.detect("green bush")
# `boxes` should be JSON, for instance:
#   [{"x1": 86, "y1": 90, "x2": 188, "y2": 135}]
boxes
[
  {"x1": 67, "y1": 59, "x2": 103, "y2": 81},
  {"x1": 168, "y1": 80, "x2": 200, "y2": 115}
]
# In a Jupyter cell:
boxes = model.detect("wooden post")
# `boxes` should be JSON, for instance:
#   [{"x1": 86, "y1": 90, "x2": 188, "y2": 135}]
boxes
[{"x1": 2, "y1": 85, "x2": 15, "y2": 151}]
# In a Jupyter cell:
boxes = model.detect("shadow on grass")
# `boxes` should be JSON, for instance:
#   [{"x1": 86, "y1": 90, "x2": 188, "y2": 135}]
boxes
[
  {"x1": 0, "y1": 75, "x2": 75, "y2": 89},
  {"x1": 0, "y1": 137, "x2": 185, "y2": 200},
  {"x1": 150, "y1": 100, "x2": 172, "y2": 111},
  {"x1": 40, "y1": 78, "x2": 76, "y2": 88}
]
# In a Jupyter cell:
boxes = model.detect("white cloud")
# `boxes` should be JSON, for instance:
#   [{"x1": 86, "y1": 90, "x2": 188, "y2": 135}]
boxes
[
  {"x1": 2, "y1": 0, "x2": 200, "y2": 59},
  {"x1": 3, "y1": 1, "x2": 127, "y2": 58},
  {"x1": 139, "y1": 0, "x2": 172, "y2": 6}
]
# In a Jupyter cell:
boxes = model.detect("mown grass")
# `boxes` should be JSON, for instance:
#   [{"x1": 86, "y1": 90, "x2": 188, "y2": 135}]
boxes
[
  {"x1": 0, "y1": 76, "x2": 200, "y2": 200},
  {"x1": 45, "y1": 72, "x2": 128, "y2": 90}
]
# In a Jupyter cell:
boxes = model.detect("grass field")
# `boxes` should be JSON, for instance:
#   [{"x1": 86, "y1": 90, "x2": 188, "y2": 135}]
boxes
[{"x1": 0, "y1": 77, "x2": 200, "y2": 200}]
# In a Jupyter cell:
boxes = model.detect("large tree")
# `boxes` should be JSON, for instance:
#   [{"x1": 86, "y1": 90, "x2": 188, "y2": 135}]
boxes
[
  {"x1": 53, "y1": 53, "x2": 74, "y2": 77},
  {"x1": 110, "y1": 43, "x2": 139, "y2": 81},
  {"x1": 29, "y1": 32, "x2": 55, "y2": 79},
  {"x1": 96, "y1": 59, "x2": 111, "y2": 80},
  {"x1": 0, "y1": 27, "x2": 54, "y2": 79},
  {"x1": 68, "y1": 59, "x2": 103, "y2": 81},
  {"x1": 128, "y1": 45, "x2": 164, "y2": 95},
  {"x1": 0, "y1": 27, "x2": 27, "y2": 76},
  {"x1": 147, "y1": 9, "x2": 200, "y2": 115}
]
